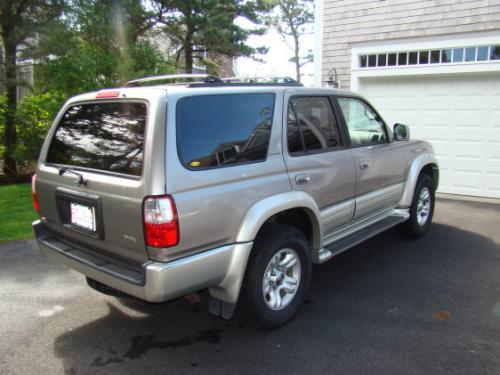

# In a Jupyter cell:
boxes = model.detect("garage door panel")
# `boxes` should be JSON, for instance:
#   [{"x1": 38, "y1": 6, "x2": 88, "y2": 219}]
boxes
[
  {"x1": 422, "y1": 110, "x2": 450, "y2": 127},
  {"x1": 359, "y1": 74, "x2": 500, "y2": 198},
  {"x1": 451, "y1": 170, "x2": 483, "y2": 194},
  {"x1": 485, "y1": 173, "x2": 500, "y2": 195},
  {"x1": 422, "y1": 80, "x2": 452, "y2": 96},
  {"x1": 491, "y1": 111, "x2": 500, "y2": 127},
  {"x1": 488, "y1": 142, "x2": 500, "y2": 159},
  {"x1": 429, "y1": 139, "x2": 449, "y2": 157},
  {"x1": 453, "y1": 140, "x2": 484, "y2": 159}
]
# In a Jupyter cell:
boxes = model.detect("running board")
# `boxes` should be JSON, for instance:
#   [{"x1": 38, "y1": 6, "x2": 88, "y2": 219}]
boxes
[{"x1": 316, "y1": 213, "x2": 408, "y2": 264}]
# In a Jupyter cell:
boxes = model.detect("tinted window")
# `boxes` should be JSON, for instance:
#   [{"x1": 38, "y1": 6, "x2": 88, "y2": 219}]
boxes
[
  {"x1": 397, "y1": 52, "x2": 408, "y2": 65},
  {"x1": 46, "y1": 102, "x2": 147, "y2": 176},
  {"x1": 430, "y1": 50, "x2": 440, "y2": 63},
  {"x1": 359, "y1": 55, "x2": 367, "y2": 67},
  {"x1": 338, "y1": 97, "x2": 387, "y2": 146},
  {"x1": 368, "y1": 55, "x2": 377, "y2": 67},
  {"x1": 377, "y1": 54, "x2": 387, "y2": 66},
  {"x1": 491, "y1": 45, "x2": 500, "y2": 60},
  {"x1": 441, "y1": 49, "x2": 452, "y2": 63},
  {"x1": 453, "y1": 48, "x2": 464, "y2": 62},
  {"x1": 465, "y1": 47, "x2": 476, "y2": 61},
  {"x1": 177, "y1": 94, "x2": 274, "y2": 169},
  {"x1": 477, "y1": 46, "x2": 488, "y2": 61},
  {"x1": 388, "y1": 53, "x2": 397, "y2": 66},
  {"x1": 419, "y1": 51, "x2": 429, "y2": 64},
  {"x1": 408, "y1": 51, "x2": 418, "y2": 65},
  {"x1": 287, "y1": 96, "x2": 341, "y2": 154}
]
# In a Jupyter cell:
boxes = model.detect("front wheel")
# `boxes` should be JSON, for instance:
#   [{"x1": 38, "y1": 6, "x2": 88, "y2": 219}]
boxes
[
  {"x1": 397, "y1": 174, "x2": 435, "y2": 238},
  {"x1": 241, "y1": 224, "x2": 312, "y2": 330}
]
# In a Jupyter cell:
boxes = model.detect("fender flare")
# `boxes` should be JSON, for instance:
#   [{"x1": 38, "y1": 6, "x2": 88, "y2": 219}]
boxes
[
  {"x1": 399, "y1": 153, "x2": 439, "y2": 208},
  {"x1": 235, "y1": 191, "x2": 323, "y2": 250}
]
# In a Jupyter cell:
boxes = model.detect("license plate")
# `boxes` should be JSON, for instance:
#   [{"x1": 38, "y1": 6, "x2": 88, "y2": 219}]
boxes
[{"x1": 70, "y1": 202, "x2": 96, "y2": 232}]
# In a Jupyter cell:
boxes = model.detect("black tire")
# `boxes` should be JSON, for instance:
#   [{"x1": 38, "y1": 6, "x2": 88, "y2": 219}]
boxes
[
  {"x1": 397, "y1": 174, "x2": 435, "y2": 238},
  {"x1": 241, "y1": 223, "x2": 312, "y2": 330}
]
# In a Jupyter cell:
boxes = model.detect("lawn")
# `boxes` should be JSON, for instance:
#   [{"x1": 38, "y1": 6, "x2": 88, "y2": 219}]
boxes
[{"x1": 0, "y1": 183, "x2": 38, "y2": 243}]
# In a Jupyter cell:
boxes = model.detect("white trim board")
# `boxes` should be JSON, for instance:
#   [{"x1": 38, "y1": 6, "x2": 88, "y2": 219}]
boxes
[{"x1": 350, "y1": 30, "x2": 500, "y2": 91}]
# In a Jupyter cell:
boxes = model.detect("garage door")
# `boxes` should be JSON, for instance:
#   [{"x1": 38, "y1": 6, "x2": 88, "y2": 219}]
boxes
[{"x1": 358, "y1": 74, "x2": 500, "y2": 198}]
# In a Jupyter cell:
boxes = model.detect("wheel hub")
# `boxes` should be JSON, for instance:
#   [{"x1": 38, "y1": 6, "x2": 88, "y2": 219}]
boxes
[
  {"x1": 262, "y1": 248, "x2": 301, "y2": 311},
  {"x1": 416, "y1": 187, "x2": 431, "y2": 226}
]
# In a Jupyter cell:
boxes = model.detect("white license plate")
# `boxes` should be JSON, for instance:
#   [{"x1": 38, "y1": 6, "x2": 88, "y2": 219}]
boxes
[{"x1": 70, "y1": 202, "x2": 96, "y2": 232}]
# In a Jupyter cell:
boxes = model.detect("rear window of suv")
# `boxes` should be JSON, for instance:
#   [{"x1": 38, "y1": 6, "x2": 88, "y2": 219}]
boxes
[
  {"x1": 177, "y1": 93, "x2": 275, "y2": 169},
  {"x1": 46, "y1": 101, "x2": 147, "y2": 176}
]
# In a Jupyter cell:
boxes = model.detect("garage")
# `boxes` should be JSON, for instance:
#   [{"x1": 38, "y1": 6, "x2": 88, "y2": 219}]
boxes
[{"x1": 355, "y1": 72, "x2": 500, "y2": 199}]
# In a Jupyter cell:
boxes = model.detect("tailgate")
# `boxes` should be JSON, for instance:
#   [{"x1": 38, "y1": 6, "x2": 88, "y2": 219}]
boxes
[{"x1": 35, "y1": 88, "x2": 167, "y2": 266}]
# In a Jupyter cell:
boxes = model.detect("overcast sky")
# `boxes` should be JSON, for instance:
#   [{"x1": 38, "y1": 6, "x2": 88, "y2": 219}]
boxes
[{"x1": 233, "y1": 18, "x2": 315, "y2": 86}]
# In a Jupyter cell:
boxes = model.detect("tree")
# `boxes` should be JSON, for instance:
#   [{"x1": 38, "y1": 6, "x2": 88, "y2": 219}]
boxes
[
  {"x1": 160, "y1": 0, "x2": 269, "y2": 74},
  {"x1": 0, "y1": 0, "x2": 65, "y2": 176},
  {"x1": 269, "y1": 0, "x2": 314, "y2": 82},
  {"x1": 34, "y1": 0, "x2": 175, "y2": 96}
]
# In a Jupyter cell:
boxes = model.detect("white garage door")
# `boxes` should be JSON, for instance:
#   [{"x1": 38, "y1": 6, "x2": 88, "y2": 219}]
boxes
[{"x1": 358, "y1": 74, "x2": 500, "y2": 198}]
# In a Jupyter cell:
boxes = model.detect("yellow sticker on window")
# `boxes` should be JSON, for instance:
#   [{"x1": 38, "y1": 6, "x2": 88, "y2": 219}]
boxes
[{"x1": 189, "y1": 161, "x2": 201, "y2": 167}]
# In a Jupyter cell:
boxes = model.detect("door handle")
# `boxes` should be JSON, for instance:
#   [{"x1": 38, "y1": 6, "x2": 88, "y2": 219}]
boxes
[
  {"x1": 295, "y1": 174, "x2": 311, "y2": 185},
  {"x1": 359, "y1": 160, "x2": 371, "y2": 169}
]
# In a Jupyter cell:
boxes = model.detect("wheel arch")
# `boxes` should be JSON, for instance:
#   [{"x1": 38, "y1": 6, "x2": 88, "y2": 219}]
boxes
[
  {"x1": 235, "y1": 191, "x2": 323, "y2": 251},
  {"x1": 399, "y1": 153, "x2": 439, "y2": 208}
]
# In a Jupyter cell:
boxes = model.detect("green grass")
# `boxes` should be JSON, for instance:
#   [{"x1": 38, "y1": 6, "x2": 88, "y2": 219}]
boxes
[{"x1": 0, "y1": 183, "x2": 38, "y2": 243}]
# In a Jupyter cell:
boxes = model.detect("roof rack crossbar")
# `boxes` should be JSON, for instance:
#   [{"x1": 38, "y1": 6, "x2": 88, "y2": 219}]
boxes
[
  {"x1": 221, "y1": 76, "x2": 299, "y2": 84},
  {"x1": 124, "y1": 74, "x2": 303, "y2": 88},
  {"x1": 125, "y1": 74, "x2": 211, "y2": 87}
]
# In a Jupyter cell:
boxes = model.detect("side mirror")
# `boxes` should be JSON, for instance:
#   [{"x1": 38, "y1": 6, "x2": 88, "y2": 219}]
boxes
[{"x1": 393, "y1": 123, "x2": 410, "y2": 141}]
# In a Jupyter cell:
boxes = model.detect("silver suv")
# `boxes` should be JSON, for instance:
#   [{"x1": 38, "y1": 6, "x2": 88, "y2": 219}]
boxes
[{"x1": 33, "y1": 75, "x2": 439, "y2": 329}]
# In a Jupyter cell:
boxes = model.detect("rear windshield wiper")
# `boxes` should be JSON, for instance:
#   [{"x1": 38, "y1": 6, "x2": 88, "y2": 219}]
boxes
[{"x1": 58, "y1": 167, "x2": 87, "y2": 186}]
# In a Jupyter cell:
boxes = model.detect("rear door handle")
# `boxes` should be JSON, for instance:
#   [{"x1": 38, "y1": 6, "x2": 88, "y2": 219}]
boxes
[
  {"x1": 359, "y1": 160, "x2": 371, "y2": 169},
  {"x1": 295, "y1": 174, "x2": 311, "y2": 185}
]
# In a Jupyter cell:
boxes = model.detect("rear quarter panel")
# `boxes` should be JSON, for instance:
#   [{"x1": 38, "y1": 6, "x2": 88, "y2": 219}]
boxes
[{"x1": 158, "y1": 88, "x2": 291, "y2": 262}]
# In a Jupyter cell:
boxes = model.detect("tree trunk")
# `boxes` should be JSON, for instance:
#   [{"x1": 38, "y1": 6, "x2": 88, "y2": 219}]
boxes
[
  {"x1": 292, "y1": 28, "x2": 301, "y2": 83},
  {"x1": 184, "y1": 42, "x2": 193, "y2": 74},
  {"x1": 184, "y1": 25, "x2": 194, "y2": 74},
  {"x1": 2, "y1": 36, "x2": 18, "y2": 176}
]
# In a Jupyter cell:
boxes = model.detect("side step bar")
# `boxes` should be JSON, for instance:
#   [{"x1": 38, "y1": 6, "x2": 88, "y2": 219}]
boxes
[{"x1": 316, "y1": 212, "x2": 409, "y2": 264}]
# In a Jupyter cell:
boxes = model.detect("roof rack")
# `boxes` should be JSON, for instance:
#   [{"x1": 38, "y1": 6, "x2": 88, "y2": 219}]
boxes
[
  {"x1": 188, "y1": 76, "x2": 303, "y2": 88},
  {"x1": 124, "y1": 74, "x2": 303, "y2": 88},
  {"x1": 124, "y1": 74, "x2": 222, "y2": 87}
]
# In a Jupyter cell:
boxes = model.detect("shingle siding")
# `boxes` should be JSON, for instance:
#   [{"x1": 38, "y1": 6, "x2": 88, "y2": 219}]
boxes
[{"x1": 321, "y1": 0, "x2": 500, "y2": 88}]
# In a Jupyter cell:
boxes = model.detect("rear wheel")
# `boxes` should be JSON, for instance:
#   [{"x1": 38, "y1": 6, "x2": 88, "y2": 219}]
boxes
[
  {"x1": 397, "y1": 174, "x2": 435, "y2": 238},
  {"x1": 242, "y1": 224, "x2": 311, "y2": 330}
]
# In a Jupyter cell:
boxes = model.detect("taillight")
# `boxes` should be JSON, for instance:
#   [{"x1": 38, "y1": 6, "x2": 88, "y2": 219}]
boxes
[
  {"x1": 143, "y1": 195, "x2": 179, "y2": 247},
  {"x1": 32, "y1": 174, "x2": 40, "y2": 214}
]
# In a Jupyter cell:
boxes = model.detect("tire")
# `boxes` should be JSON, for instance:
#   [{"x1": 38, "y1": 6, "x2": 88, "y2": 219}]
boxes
[
  {"x1": 397, "y1": 174, "x2": 435, "y2": 238},
  {"x1": 241, "y1": 223, "x2": 312, "y2": 330}
]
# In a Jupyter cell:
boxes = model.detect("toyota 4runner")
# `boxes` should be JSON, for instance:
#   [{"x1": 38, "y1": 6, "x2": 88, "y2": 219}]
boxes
[{"x1": 33, "y1": 75, "x2": 439, "y2": 329}]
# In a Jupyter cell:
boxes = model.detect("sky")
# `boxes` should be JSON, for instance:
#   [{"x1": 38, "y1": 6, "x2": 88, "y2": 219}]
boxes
[{"x1": 233, "y1": 17, "x2": 316, "y2": 87}]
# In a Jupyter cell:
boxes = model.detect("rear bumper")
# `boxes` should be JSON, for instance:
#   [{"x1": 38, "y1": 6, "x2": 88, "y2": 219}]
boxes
[{"x1": 33, "y1": 220, "x2": 253, "y2": 303}]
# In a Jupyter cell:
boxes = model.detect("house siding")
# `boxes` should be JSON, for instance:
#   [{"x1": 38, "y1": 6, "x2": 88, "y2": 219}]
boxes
[{"x1": 321, "y1": 0, "x2": 500, "y2": 88}]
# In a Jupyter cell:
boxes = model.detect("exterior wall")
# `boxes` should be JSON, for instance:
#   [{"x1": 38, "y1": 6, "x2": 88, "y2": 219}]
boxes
[{"x1": 320, "y1": 0, "x2": 500, "y2": 89}]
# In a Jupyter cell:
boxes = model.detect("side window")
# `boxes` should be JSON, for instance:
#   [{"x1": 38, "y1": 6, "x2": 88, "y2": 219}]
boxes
[
  {"x1": 287, "y1": 96, "x2": 342, "y2": 154},
  {"x1": 177, "y1": 93, "x2": 275, "y2": 169},
  {"x1": 337, "y1": 97, "x2": 387, "y2": 146}
]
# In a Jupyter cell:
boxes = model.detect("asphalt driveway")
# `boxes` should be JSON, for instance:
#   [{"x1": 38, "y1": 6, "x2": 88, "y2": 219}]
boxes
[{"x1": 1, "y1": 198, "x2": 499, "y2": 375}]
